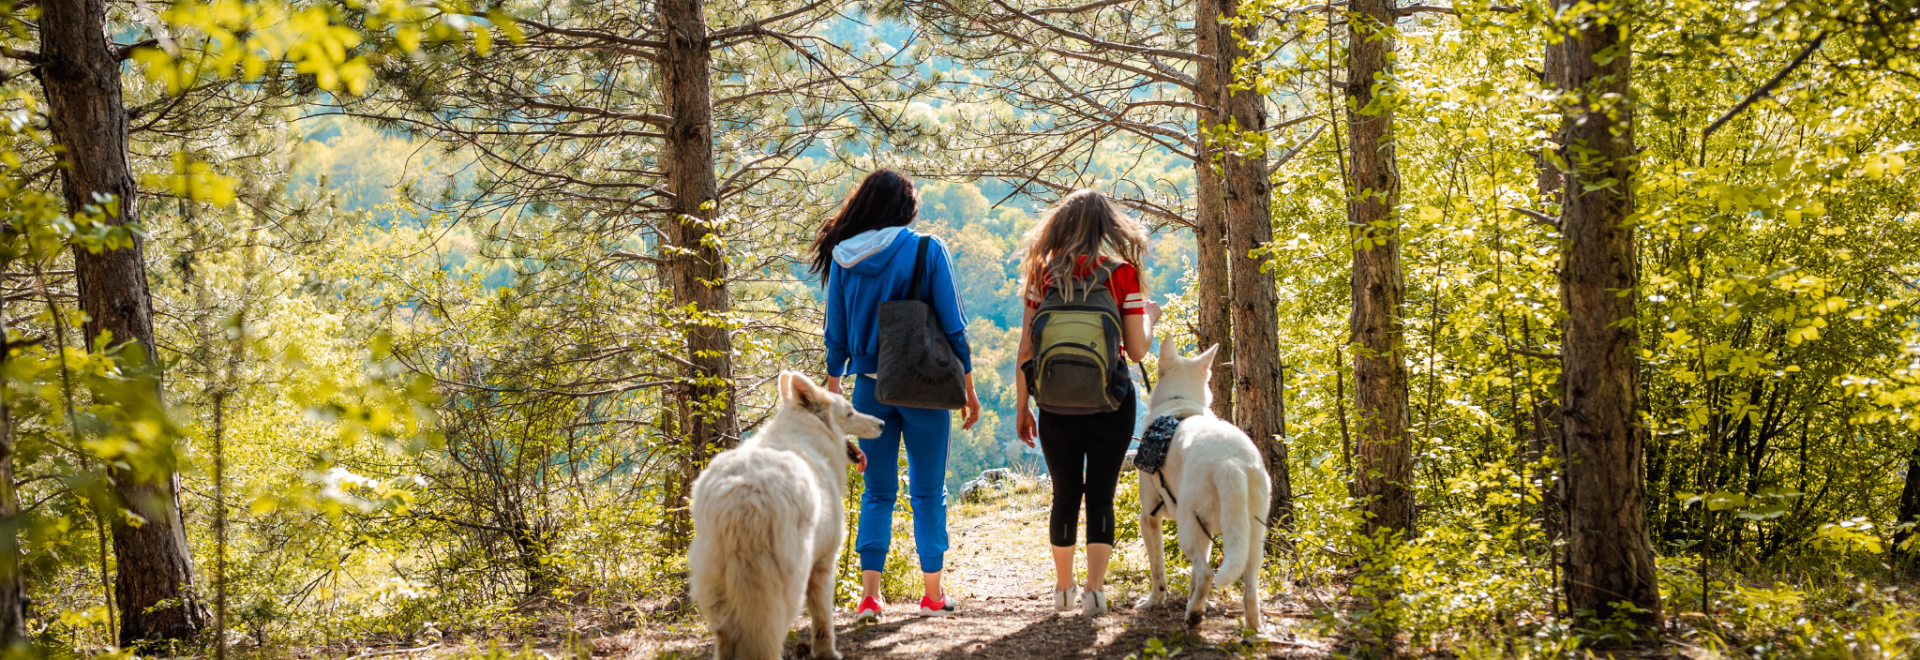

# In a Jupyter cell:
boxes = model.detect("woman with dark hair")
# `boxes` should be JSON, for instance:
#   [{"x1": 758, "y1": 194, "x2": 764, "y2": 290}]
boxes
[{"x1": 815, "y1": 168, "x2": 980, "y2": 620}]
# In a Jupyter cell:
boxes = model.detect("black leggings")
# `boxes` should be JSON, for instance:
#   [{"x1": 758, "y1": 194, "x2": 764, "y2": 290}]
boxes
[{"x1": 1038, "y1": 392, "x2": 1136, "y2": 547}]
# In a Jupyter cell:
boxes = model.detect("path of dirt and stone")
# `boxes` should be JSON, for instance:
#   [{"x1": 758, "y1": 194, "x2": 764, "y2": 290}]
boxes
[{"x1": 630, "y1": 481, "x2": 1333, "y2": 659}]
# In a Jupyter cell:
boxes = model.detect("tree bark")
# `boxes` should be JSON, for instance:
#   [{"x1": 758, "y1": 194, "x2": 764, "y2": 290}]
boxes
[
  {"x1": 659, "y1": 0, "x2": 736, "y2": 452},
  {"x1": 38, "y1": 0, "x2": 207, "y2": 645},
  {"x1": 659, "y1": 0, "x2": 735, "y2": 562},
  {"x1": 0, "y1": 305, "x2": 24, "y2": 646},
  {"x1": 1552, "y1": 0, "x2": 1662, "y2": 636},
  {"x1": 1216, "y1": 0, "x2": 1293, "y2": 528},
  {"x1": 1896, "y1": 438, "x2": 1920, "y2": 574},
  {"x1": 1530, "y1": 38, "x2": 1567, "y2": 547},
  {"x1": 1346, "y1": 0, "x2": 1412, "y2": 539},
  {"x1": 1192, "y1": 0, "x2": 1234, "y2": 420}
]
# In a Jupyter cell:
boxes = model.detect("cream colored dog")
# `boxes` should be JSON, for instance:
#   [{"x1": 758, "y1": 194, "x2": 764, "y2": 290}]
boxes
[
  {"x1": 1137, "y1": 342, "x2": 1272, "y2": 630},
  {"x1": 689, "y1": 372, "x2": 883, "y2": 660}
]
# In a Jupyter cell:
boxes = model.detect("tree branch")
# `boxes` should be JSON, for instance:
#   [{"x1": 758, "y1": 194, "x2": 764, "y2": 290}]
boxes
[
  {"x1": 1507, "y1": 205, "x2": 1560, "y2": 231},
  {"x1": 115, "y1": 38, "x2": 157, "y2": 61},
  {"x1": 1395, "y1": 3, "x2": 1519, "y2": 16},
  {"x1": 515, "y1": 18, "x2": 665, "y2": 52},
  {"x1": 706, "y1": 0, "x2": 834, "y2": 42},
  {"x1": 1702, "y1": 32, "x2": 1826, "y2": 140},
  {"x1": 988, "y1": 0, "x2": 1212, "y2": 63},
  {"x1": 1269, "y1": 124, "x2": 1328, "y2": 176},
  {"x1": 518, "y1": 98, "x2": 672, "y2": 127},
  {"x1": 0, "y1": 63, "x2": 42, "y2": 86},
  {"x1": 1508, "y1": 346, "x2": 1561, "y2": 361}
]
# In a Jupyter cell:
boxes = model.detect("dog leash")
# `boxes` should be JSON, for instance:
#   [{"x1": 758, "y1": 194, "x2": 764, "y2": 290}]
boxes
[{"x1": 1150, "y1": 471, "x2": 1210, "y2": 539}]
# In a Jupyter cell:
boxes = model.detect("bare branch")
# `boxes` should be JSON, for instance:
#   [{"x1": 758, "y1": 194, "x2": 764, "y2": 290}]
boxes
[
  {"x1": 1395, "y1": 3, "x2": 1520, "y2": 16},
  {"x1": 1506, "y1": 205, "x2": 1560, "y2": 231},
  {"x1": 1508, "y1": 346, "x2": 1561, "y2": 361},
  {"x1": 518, "y1": 98, "x2": 672, "y2": 127},
  {"x1": 1269, "y1": 124, "x2": 1328, "y2": 176},
  {"x1": 115, "y1": 38, "x2": 158, "y2": 61},
  {"x1": 988, "y1": 0, "x2": 1212, "y2": 63},
  {"x1": 706, "y1": 0, "x2": 836, "y2": 41},
  {"x1": 1022, "y1": 0, "x2": 1136, "y2": 18},
  {"x1": 515, "y1": 18, "x2": 665, "y2": 52},
  {"x1": 1703, "y1": 32, "x2": 1826, "y2": 140}
]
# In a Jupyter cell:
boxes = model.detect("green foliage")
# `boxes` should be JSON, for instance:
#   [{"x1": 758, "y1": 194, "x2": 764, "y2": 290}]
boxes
[{"x1": 6, "y1": 0, "x2": 1920, "y2": 656}]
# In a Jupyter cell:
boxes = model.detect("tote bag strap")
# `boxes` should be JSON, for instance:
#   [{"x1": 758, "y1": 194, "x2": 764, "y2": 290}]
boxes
[
  {"x1": 906, "y1": 234, "x2": 949, "y2": 333},
  {"x1": 909, "y1": 235, "x2": 932, "y2": 303}
]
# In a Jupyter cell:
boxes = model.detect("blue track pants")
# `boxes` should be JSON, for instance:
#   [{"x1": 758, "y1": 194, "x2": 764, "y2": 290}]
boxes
[{"x1": 851, "y1": 375, "x2": 950, "y2": 574}]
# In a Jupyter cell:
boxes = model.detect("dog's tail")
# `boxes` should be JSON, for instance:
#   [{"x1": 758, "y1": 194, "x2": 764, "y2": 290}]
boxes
[{"x1": 1212, "y1": 465, "x2": 1256, "y2": 586}]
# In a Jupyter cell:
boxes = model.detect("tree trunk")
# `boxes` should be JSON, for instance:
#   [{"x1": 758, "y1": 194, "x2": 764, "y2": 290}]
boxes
[
  {"x1": 38, "y1": 0, "x2": 207, "y2": 645},
  {"x1": 659, "y1": 0, "x2": 736, "y2": 454},
  {"x1": 1346, "y1": 0, "x2": 1412, "y2": 539},
  {"x1": 1552, "y1": 0, "x2": 1662, "y2": 636},
  {"x1": 510, "y1": 518, "x2": 558, "y2": 597},
  {"x1": 1896, "y1": 438, "x2": 1920, "y2": 574},
  {"x1": 1216, "y1": 0, "x2": 1293, "y2": 528},
  {"x1": 1192, "y1": 0, "x2": 1234, "y2": 420},
  {"x1": 1530, "y1": 36, "x2": 1568, "y2": 550},
  {"x1": 0, "y1": 305, "x2": 24, "y2": 646}
]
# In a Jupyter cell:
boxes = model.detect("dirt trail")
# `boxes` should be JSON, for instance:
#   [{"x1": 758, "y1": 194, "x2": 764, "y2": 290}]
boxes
[
  {"x1": 635, "y1": 482, "x2": 1329, "y2": 659},
  {"x1": 824, "y1": 492, "x2": 1240, "y2": 660}
]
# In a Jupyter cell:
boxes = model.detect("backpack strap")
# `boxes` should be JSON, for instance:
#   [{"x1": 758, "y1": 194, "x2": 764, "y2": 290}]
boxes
[{"x1": 1045, "y1": 256, "x2": 1119, "y2": 301}]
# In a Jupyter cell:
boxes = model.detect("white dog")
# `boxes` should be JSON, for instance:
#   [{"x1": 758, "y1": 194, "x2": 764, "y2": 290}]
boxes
[
  {"x1": 1136, "y1": 342, "x2": 1272, "y2": 630},
  {"x1": 689, "y1": 372, "x2": 883, "y2": 660}
]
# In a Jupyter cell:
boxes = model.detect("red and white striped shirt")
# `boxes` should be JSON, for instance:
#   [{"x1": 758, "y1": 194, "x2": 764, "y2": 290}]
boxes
[{"x1": 1024, "y1": 255, "x2": 1147, "y2": 316}]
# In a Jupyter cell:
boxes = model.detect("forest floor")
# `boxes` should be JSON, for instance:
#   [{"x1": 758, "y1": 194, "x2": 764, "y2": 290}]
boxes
[{"x1": 616, "y1": 477, "x2": 1337, "y2": 659}]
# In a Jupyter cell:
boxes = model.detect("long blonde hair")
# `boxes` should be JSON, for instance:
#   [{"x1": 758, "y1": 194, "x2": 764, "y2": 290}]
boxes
[{"x1": 1020, "y1": 189, "x2": 1149, "y2": 302}]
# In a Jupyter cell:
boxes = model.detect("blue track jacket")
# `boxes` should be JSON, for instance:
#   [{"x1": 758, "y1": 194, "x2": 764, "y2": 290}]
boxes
[{"x1": 825, "y1": 227, "x2": 972, "y2": 378}]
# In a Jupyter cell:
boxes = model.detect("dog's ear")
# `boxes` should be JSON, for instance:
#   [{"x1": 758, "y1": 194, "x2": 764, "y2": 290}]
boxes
[
  {"x1": 786, "y1": 372, "x2": 830, "y2": 413},
  {"x1": 1195, "y1": 344, "x2": 1221, "y2": 371},
  {"x1": 1157, "y1": 335, "x2": 1179, "y2": 364},
  {"x1": 778, "y1": 371, "x2": 795, "y2": 401}
]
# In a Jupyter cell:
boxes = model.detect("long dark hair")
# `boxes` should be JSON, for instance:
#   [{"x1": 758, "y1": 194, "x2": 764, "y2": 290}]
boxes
[{"x1": 811, "y1": 168, "x2": 919, "y2": 283}]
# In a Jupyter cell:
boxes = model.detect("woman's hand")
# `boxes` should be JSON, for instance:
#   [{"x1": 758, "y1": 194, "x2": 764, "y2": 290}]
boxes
[
  {"x1": 1144, "y1": 299, "x2": 1163, "y2": 325},
  {"x1": 1017, "y1": 406, "x2": 1038, "y2": 447},
  {"x1": 826, "y1": 375, "x2": 844, "y2": 395},
  {"x1": 960, "y1": 372, "x2": 981, "y2": 430}
]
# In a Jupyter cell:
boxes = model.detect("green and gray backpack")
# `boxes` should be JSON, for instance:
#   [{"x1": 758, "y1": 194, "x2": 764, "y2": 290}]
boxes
[{"x1": 1024, "y1": 260, "x2": 1132, "y2": 414}]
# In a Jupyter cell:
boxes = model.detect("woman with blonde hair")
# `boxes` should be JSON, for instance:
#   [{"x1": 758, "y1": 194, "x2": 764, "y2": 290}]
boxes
[{"x1": 1014, "y1": 189, "x2": 1157, "y2": 616}]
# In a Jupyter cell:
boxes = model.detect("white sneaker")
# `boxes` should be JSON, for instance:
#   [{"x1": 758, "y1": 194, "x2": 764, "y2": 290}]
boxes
[
  {"x1": 1081, "y1": 589, "x2": 1109, "y2": 616},
  {"x1": 1052, "y1": 585, "x2": 1079, "y2": 612}
]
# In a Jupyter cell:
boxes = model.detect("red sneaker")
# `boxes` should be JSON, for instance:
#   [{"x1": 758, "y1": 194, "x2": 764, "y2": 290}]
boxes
[
  {"x1": 854, "y1": 596, "x2": 883, "y2": 622},
  {"x1": 917, "y1": 594, "x2": 960, "y2": 617}
]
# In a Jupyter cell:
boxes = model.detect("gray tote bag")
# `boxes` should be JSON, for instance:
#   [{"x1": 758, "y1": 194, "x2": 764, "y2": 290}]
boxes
[{"x1": 874, "y1": 236, "x2": 967, "y2": 409}]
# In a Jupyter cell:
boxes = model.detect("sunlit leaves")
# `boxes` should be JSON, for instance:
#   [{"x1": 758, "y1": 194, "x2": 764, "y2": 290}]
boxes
[
  {"x1": 1811, "y1": 517, "x2": 1883, "y2": 555},
  {"x1": 1678, "y1": 488, "x2": 1800, "y2": 521},
  {"x1": 143, "y1": 152, "x2": 239, "y2": 206},
  {"x1": 132, "y1": 0, "x2": 516, "y2": 95}
]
